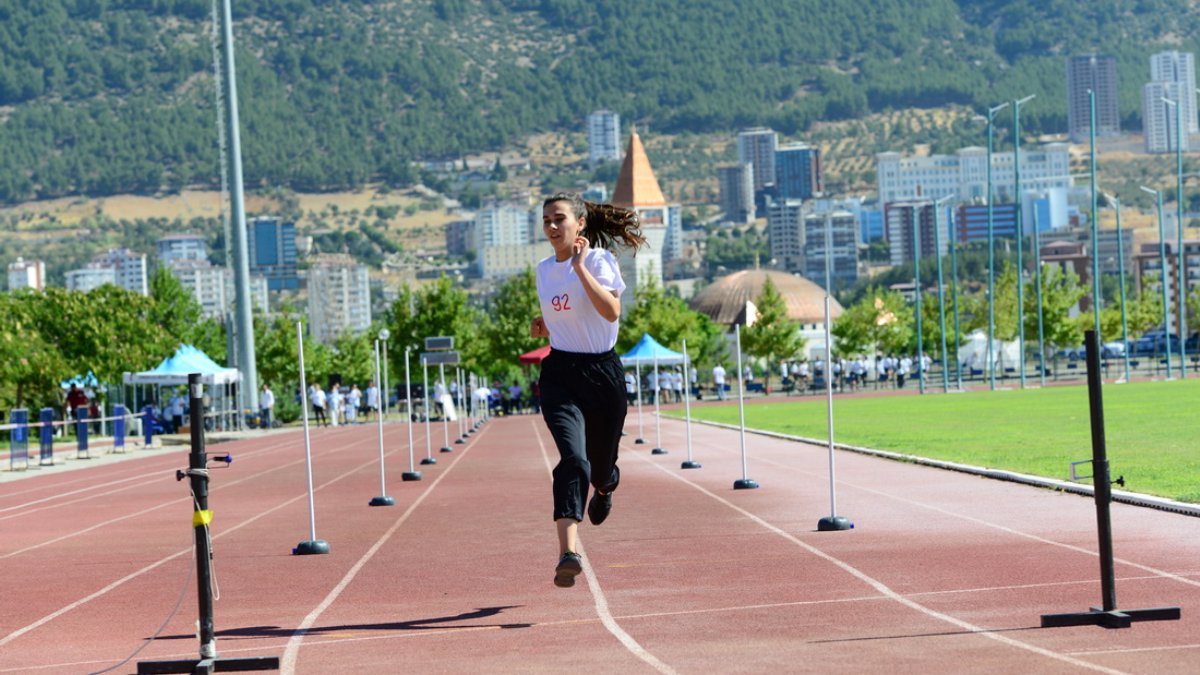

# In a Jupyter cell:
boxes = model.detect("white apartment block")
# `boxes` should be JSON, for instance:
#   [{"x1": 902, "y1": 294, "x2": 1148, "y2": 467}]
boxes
[
  {"x1": 95, "y1": 248, "x2": 148, "y2": 295},
  {"x1": 1150, "y1": 51, "x2": 1198, "y2": 134},
  {"x1": 65, "y1": 264, "x2": 117, "y2": 293},
  {"x1": 165, "y1": 259, "x2": 268, "y2": 318},
  {"x1": 169, "y1": 259, "x2": 230, "y2": 318},
  {"x1": 307, "y1": 255, "x2": 372, "y2": 344},
  {"x1": 804, "y1": 211, "x2": 859, "y2": 286},
  {"x1": 7, "y1": 257, "x2": 45, "y2": 291},
  {"x1": 885, "y1": 202, "x2": 950, "y2": 268},
  {"x1": 479, "y1": 243, "x2": 546, "y2": 280},
  {"x1": 587, "y1": 110, "x2": 622, "y2": 165},
  {"x1": 1143, "y1": 81, "x2": 1191, "y2": 153},
  {"x1": 472, "y1": 202, "x2": 536, "y2": 276},
  {"x1": 736, "y1": 128, "x2": 778, "y2": 191},
  {"x1": 876, "y1": 144, "x2": 1072, "y2": 207},
  {"x1": 156, "y1": 234, "x2": 209, "y2": 264}
]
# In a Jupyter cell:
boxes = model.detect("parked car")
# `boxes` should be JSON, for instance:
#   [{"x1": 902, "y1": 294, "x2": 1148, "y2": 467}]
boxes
[
  {"x1": 1101, "y1": 340, "x2": 1129, "y2": 358},
  {"x1": 1133, "y1": 330, "x2": 1181, "y2": 356},
  {"x1": 1186, "y1": 332, "x2": 1200, "y2": 353}
]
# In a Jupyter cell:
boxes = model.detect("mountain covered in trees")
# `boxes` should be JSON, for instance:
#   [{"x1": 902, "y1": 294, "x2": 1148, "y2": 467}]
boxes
[{"x1": 1, "y1": 0, "x2": 1196, "y2": 204}]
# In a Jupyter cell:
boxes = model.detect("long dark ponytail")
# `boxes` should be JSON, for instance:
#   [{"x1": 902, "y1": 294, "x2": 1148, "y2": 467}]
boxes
[{"x1": 543, "y1": 192, "x2": 647, "y2": 252}]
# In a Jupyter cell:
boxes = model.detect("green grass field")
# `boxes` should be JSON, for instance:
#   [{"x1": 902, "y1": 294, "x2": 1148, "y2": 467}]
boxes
[{"x1": 671, "y1": 379, "x2": 1200, "y2": 503}]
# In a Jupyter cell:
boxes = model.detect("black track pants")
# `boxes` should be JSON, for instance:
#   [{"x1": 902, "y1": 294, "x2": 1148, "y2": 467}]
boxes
[{"x1": 540, "y1": 349, "x2": 628, "y2": 522}]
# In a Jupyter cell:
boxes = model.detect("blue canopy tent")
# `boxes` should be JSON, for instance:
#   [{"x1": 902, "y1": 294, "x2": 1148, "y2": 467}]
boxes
[
  {"x1": 620, "y1": 333, "x2": 685, "y2": 366},
  {"x1": 123, "y1": 345, "x2": 242, "y2": 432}
]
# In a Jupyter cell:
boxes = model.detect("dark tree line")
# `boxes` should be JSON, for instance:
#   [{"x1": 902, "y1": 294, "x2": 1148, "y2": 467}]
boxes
[{"x1": 2, "y1": 0, "x2": 1198, "y2": 204}]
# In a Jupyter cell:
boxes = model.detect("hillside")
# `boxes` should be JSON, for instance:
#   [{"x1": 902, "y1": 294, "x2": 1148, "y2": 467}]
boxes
[{"x1": 2, "y1": 0, "x2": 1199, "y2": 204}]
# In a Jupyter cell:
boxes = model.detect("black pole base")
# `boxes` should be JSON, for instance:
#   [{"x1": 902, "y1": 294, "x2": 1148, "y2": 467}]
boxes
[
  {"x1": 817, "y1": 515, "x2": 855, "y2": 531},
  {"x1": 651, "y1": 447, "x2": 668, "y2": 455},
  {"x1": 369, "y1": 496, "x2": 395, "y2": 507},
  {"x1": 439, "y1": 446, "x2": 453, "y2": 453},
  {"x1": 733, "y1": 478, "x2": 760, "y2": 490},
  {"x1": 1041, "y1": 606, "x2": 1180, "y2": 629},
  {"x1": 634, "y1": 438, "x2": 646, "y2": 444},
  {"x1": 420, "y1": 457, "x2": 438, "y2": 465},
  {"x1": 680, "y1": 460, "x2": 702, "y2": 469},
  {"x1": 137, "y1": 655, "x2": 280, "y2": 674},
  {"x1": 292, "y1": 540, "x2": 330, "y2": 555},
  {"x1": 401, "y1": 471, "x2": 423, "y2": 481}
]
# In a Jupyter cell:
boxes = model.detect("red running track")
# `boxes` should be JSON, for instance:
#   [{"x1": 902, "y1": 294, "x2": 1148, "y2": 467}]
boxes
[{"x1": 1, "y1": 413, "x2": 1198, "y2": 674}]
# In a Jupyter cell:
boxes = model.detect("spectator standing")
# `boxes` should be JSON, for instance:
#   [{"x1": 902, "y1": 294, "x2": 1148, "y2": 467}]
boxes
[
  {"x1": 346, "y1": 384, "x2": 362, "y2": 424},
  {"x1": 365, "y1": 381, "x2": 380, "y2": 421},
  {"x1": 712, "y1": 363, "x2": 727, "y2": 401},
  {"x1": 259, "y1": 383, "x2": 275, "y2": 429},
  {"x1": 311, "y1": 383, "x2": 328, "y2": 427}
]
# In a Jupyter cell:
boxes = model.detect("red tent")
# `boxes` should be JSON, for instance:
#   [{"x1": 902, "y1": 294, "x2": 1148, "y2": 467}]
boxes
[{"x1": 519, "y1": 345, "x2": 552, "y2": 364}]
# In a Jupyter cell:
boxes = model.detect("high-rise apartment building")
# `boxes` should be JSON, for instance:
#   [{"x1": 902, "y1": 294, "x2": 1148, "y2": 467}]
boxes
[
  {"x1": 736, "y1": 128, "x2": 778, "y2": 191},
  {"x1": 1144, "y1": 51, "x2": 1198, "y2": 153},
  {"x1": 306, "y1": 254, "x2": 372, "y2": 344},
  {"x1": 248, "y1": 216, "x2": 298, "y2": 291},
  {"x1": 65, "y1": 264, "x2": 117, "y2": 293},
  {"x1": 885, "y1": 202, "x2": 949, "y2": 268},
  {"x1": 766, "y1": 199, "x2": 806, "y2": 273},
  {"x1": 95, "y1": 248, "x2": 148, "y2": 295},
  {"x1": 7, "y1": 257, "x2": 45, "y2": 291},
  {"x1": 1066, "y1": 54, "x2": 1121, "y2": 142},
  {"x1": 718, "y1": 164, "x2": 755, "y2": 224},
  {"x1": 774, "y1": 144, "x2": 822, "y2": 200},
  {"x1": 587, "y1": 110, "x2": 622, "y2": 166},
  {"x1": 156, "y1": 234, "x2": 208, "y2": 264},
  {"x1": 169, "y1": 259, "x2": 230, "y2": 318},
  {"x1": 803, "y1": 211, "x2": 858, "y2": 287},
  {"x1": 1150, "y1": 51, "x2": 1198, "y2": 134}
]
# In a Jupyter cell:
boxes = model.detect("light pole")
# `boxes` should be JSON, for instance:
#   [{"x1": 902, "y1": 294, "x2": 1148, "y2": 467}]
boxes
[
  {"x1": 1110, "y1": 196, "x2": 1132, "y2": 383},
  {"x1": 949, "y1": 208, "x2": 964, "y2": 390},
  {"x1": 1089, "y1": 90, "x2": 1103, "y2": 347},
  {"x1": 985, "y1": 102, "x2": 1010, "y2": 390},
  {"x1": 1013, "y1": 94, "x2": 1035, "y2": 389},
  {"x1": 1033, "y1": 208, "x2": 1046, "y2": 386},
  {"x1": 933, "y1": 195, "x2": 953, "y2": 393},
  {"x1": 1141, "y1": 186, "x2": 1174, "y2": 379},
  {"x1": 378, "y1": 328, "x2": 390, "y2": 419},
  {"x1": 911, "y1": 204, "x2": 925, "y2": 394},
  {"x1": 1164, "y1": 95, "x2": 1188, "y2": 377}
]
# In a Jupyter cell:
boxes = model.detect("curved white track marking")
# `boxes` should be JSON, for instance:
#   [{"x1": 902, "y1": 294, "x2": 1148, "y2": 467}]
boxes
[
  {"x1": 0, "y1": 436, "x2": 392, "y2": 649},
  {"x1": 631, "y1": 448, "x2": 1128, "y2": 675},
  {"x1": 534, "y1": 421, "x2": 676, "y2": 675},
  {"x1": 279, "y1": 424, "x2": 487, "y2": 673},
  {"x1": 727, "y1": 434, "x2": 1200, "y2": 590}
]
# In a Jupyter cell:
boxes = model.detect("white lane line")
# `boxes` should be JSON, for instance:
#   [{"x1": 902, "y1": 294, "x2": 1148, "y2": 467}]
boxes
[
  {"x1": 0, "y1": 433, "x2": 390, "y2": 650},
  {"x1": 534, "y1": 420, "x2": 676, "y2": 675},
  {"x1": 631, "y1": 447, "x2": 1129, "y2": 675},
  {"x1": 1, "y1": 435, "x2": 342, "y2": 558},
  {"x1": 725, "y1": 434, "x2": 1200, "y2": 591},
  {"x1": 279, "y1": 423, "x2": 488, "y2": 673}
]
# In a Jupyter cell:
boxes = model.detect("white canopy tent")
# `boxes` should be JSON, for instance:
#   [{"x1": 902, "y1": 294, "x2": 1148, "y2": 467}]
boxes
[{"x1": 957, "y1": 329, "x2": 1021, "y2": 372}]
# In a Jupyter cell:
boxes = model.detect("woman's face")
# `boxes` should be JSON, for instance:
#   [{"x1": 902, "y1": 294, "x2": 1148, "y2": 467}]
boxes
[{"x1": 542, "y1": 200, "x2": 584, "y2": 258}]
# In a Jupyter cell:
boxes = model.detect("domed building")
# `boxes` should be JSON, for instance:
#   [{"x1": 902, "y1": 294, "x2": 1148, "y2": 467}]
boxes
[{"x1": 689, "y1": 269, "x2": 843, "y2": 360}]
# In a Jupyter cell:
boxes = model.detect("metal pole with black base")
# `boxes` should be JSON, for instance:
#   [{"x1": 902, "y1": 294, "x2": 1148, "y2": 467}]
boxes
[
  {"x1": 1040, "y1": 330, "x2": 1180, "y2": 629},
  {"x1": 369, "y1": 341, "x2": 395, "y2": 506},
  {"x1": 137, "y1": 373, "x2": 279, "y2": 674}
]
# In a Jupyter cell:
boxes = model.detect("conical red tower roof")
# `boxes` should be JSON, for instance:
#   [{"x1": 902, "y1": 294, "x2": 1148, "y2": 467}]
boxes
[{"x1": 611, "y1": 127, "x2": 667, "y2": 208}]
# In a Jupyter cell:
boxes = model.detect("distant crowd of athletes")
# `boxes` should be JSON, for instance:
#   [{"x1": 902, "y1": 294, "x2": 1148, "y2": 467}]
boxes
[{"x1": 263, "y1": 350, "x2": 942, "y2": 431}]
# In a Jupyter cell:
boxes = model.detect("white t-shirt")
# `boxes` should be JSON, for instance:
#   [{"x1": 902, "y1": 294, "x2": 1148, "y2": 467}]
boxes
[
  {"x1": 536, "y1": 248, "x2": 626, "y2": 354},
  {"x1": 712, "y1": 365, "x2": 726, "y2": 384}
]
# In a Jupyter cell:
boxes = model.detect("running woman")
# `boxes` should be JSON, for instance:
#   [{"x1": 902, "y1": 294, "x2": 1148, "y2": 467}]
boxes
[{"x1": 530, "y1": 192, "x2": 645, "y2": 588}]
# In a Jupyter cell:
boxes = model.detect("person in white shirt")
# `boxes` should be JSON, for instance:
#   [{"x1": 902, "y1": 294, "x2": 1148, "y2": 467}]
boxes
[
  {"x1": 529, "y1": 192, "x2": 644, "y2": 589},
  {"x1": 712, "y1": 363, "x2": 727, "y2": 400},
  {"x1": 624, "y1": 371, "x2": 636, "y2": 406},
  {"x1": 259, "y1": 384, "x2": 275, "y2": 429},
  {"x1": 346, "y1": 384, "x2": 361, "y2": 424},
  {"x1": 365, "y1": 382, "x2": 379, "y2": 421},
  {"x1": 311, "y1": 383, "x2": 328, "y2": 427}
]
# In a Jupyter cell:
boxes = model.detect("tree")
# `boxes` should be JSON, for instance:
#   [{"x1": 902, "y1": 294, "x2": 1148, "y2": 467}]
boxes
[
  {"x1": 832, "y1": 287, "x2": 913, "y2": 359},
  {"x1": 479, "y1": 267, "x2": 542, "y2": 382},
  {"x1": 0, "y1": 290, "x2": 67, "y2": 409},
  {"x1": 740, "y1": 276, "x2": 805, "y2": 391},
  {"x1": 617, "y1": 276, "x2": 726, "y2": 371},
  {"x1": 1028, "y1": 265, "x2": 1085, "y2": 353},
  {"x1": 386, "y1": 275, "x2": 483, "y2": 383},
  {"x1": 329, "y1": 328, "x2": 375, "y2": 389}
]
